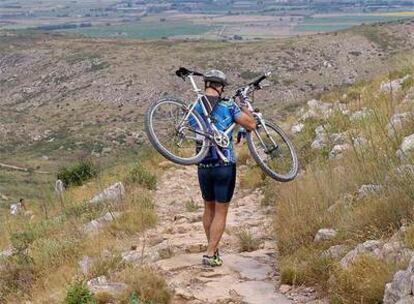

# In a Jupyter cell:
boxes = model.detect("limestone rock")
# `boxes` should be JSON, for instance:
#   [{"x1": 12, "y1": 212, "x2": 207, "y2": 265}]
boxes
[
  {"x1": 321, "y1": 245, "x2": 348, "y2": 259},
  {"x1": 185, "y1": 243, "x2": 207, "y2": 254},
  {"x1": 395, "y1": 296, "x2": 414, "y2": 304},
  {"x1": 83, "y1": 212, "x2": 120, "y2": 234},
  {"x1": 78, "y1": 256, "x2": 91, "y2": 275},
  {"x1": 352, "y1": 136, "x2": 368, "y2": 147},
  {"x1": 383, "y1": 270, "x2": 413, "y2": 304},
  {"x1": 314, "y1": 228, "x2": 337, "y2": 242},
  {"x1": 55, "y1": 179, "x2": 65, "y2": 194},
  {"x1": 311, "y1": 125, "x2": 328, "y2": 150},
  {"x1": 291, "y1": 123, "x2": 305, "y2": 134},
  {"x1": 299, "y1": 99, "x2": 333, "y2": 120},
  {"x1": 356, "y1": 184, "x2": 383, "y2": 200},
  {"x1": 380, "y1": 75, "x2": 411, "y2": 92},
  {"x1": 329, "y1": 144, "x2": 351, "y2": 159},
  {"x1": 397, "y1": 133, "x2": 414, "y2": 159},
  {"x1": 340, "y1": 240, "x2": 383, "y2": 268},
  {"x1": 87, "y1": 276, "x2": 128, "y2": 297},
  {"x1": 90, "y1": 182, "x2": 125, "y2": 204},
  {"x1": 279, "y1": 284, "x2": 292, "y2": 294},
  {"x1": 0, "y1": 247, "x2": 14, "y2": 259},
  {"x1": 386, "y1": 113, "x2": 414, "y2": 137}
]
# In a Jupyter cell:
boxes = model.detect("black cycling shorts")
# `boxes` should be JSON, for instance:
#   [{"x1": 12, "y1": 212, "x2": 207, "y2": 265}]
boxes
[{"x1": 197, "y1": 164, "x2": 236, "y2": 203}]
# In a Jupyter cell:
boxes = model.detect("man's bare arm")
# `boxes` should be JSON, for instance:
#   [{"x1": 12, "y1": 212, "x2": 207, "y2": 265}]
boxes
[{"x1": 235, "y1": 106, "x2": 256, "y2": 131}]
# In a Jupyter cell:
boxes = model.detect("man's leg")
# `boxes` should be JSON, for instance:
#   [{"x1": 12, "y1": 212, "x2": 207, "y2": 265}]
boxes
[
  {"x1": 203, "y1": 201, "x2": 215, "y2": 242},
  {"x1": 206, "y1": 202, "x2": 230, "y2": 257}
]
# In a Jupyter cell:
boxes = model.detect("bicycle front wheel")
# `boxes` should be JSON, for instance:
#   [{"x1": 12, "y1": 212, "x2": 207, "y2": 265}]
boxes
[
  {"x1": 247, "y1": 120, "x2": 299, "y2": 182},
  {"x1": 145, "y1": 97, "x2": 209, "y2": 165}
]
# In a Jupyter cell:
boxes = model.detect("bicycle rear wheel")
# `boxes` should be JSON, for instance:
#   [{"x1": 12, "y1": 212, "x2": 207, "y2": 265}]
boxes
[
  {"x1": 247, "y1": 120, "x2": 299, "y2": 182},
  {"x1": 145, "y1": 97, "x2": 209, "y2": 165}
]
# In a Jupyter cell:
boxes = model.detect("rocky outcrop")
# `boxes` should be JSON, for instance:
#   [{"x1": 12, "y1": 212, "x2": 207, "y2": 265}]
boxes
[
  {"x1": 300, "y1": 99, "x2": 333, "y2": 121},
  {"x1": 340, "y1": 240, "x2": 383, "y2": 268},
  {"x1": 397, "y1": 133, "x2": 414, "y2": 159},
  {"x1": 380, "y1": 75, "x2": 412, "y2": 93},
  {"x1": 291, "y1": 123, "x2": 305, "y2": 134},
  {"x1": 87, "y1": 276, "x2": 128, "y2": 298},
  {"x1": 340, "y1": 227, "x2": 414, "y2": 269},
  {"x1": 329, "y1": 143, "x2": 351, "y2": 159},
  {"x1": 383, "y1": 256, "x2": 414, "y2": 304},
  {"x1": 83, "y1": 212, "x2": 120, "y2": 234},
  {"x1": 386, "y1": 112, "x2": 414, "y2": 137},
  {"x1": 90, "y1": 182, "x2": 125, "y2": 204},
  {"x1": 314, "y1": 229, "x2": 337, "y2": 242},
  {"x1": 356, "y1": 184, "x2": 383, "y2": 200}
]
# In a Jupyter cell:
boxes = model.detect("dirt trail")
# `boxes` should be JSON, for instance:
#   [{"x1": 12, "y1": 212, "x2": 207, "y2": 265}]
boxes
[{"x1": 140, "y1": 164, "x2": 293, "y2": 304}]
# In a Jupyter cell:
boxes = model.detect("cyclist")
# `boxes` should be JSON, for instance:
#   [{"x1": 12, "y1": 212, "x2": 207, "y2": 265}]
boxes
[{"x1": 193, "y1": 69, "x2": 256, "y2": 267}]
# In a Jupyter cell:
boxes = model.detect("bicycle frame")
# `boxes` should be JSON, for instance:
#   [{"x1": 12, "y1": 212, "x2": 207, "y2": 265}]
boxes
[{"x1": 177, "y1": 73, "x2": 277, "y2": 163}]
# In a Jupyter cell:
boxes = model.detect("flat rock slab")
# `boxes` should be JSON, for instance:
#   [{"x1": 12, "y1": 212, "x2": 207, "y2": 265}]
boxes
[
  {"x1": 156, "y1": 253, "x2": 201, "y2": 271},
  {"x1": 225, "y1": 254, "x2": 272, "y2": 280},
  {"x1": 232, "y1": 281, "x2": 291, "y2": 304}
]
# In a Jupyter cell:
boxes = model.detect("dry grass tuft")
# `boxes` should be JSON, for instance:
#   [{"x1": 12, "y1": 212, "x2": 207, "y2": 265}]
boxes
[
  {"x1": 116, "y1": 266, "x2": 172, "y2": 304},
  {"x1": 329, "y1": 255, "x2": 395, "y2": 304},
  {"x1": 185, "y1": 198, "x2": 200, "y2": 212},
  {"x1": 235, "y1": 227, "x2": 261, "y2": 252},
  {"x1": 239, "y1": 166, "x2": 266, "y2": 189},
  {"x1": 273, "y1": 63, "x2": 414, "y2": 301}
]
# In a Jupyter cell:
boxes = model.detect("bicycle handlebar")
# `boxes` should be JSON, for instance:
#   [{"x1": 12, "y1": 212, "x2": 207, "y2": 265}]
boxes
[
  {"x1": 175, "y1": 67, "x2": 204, "y2": 80},
  {"x1": 248, "y1": 71, "x2": 271, "y2": 87}
]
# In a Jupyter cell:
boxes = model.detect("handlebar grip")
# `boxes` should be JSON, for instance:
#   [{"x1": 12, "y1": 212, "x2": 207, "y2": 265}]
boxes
[{"x1": 250, "y1": 74, "x2": 267, "y2": 86}]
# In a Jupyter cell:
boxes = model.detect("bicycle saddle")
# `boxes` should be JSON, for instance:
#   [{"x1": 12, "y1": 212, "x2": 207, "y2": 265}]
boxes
[{"x1": 175, "y1": 67, "x2": 204, "y2": 79}]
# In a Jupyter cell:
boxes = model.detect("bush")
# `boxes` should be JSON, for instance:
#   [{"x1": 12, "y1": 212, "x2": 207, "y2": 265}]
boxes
[
  {"x1": 57, "y1": 159, "x2": 98, "y2": 187},
  {"x1": 116, "y1": 266, "x2": 171, "y2": 304},
  {"x1": 0, "y1": 257, "x2": 37, "y2": 300},
  {"x1": 329, "y1": 255, "x2": 395, "y2": 304},
  {"x1": 125, "y1": 164, "x2": 157, "y2": 190},
  {"x1": 64, "y1": 281, "x2": 96, "y2": 304},
  {"x1": 10, "y1": 230, "x2": 37, "y2": 253},
  {"x1": 30, "y1": 236, "x2": 80, "y2": 272}
]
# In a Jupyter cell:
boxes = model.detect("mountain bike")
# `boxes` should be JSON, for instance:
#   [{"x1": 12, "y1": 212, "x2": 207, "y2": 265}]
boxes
[{"x1": 144, "y1": 67, "x2": 299, "y2": 182}]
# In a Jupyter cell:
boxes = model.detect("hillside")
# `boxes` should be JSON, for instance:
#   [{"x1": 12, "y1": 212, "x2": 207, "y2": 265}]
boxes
[{"x1": 1, "y1": 19, "x2": 414, "y2": 304}]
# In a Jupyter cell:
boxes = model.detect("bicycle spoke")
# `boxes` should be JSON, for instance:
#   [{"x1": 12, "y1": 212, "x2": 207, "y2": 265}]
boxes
[
  {"x1": 150, "y1": 100, "x2": 207, "y2": 160},
  {"x1": 251, "y1": 124, "x2": 294, "y2": 177}
]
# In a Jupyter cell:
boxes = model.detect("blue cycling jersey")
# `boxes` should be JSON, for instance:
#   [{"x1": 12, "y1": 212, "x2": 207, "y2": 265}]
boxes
[{"x1": 189, "y1": 96, "x2": 241, "y2": 165}]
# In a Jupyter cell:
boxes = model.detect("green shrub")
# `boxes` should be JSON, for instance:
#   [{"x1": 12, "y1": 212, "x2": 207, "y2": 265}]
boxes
[
  {"x1": 125, "y1": 164, "x2": 157, "y2": 190},
  {"x1": 64, "y1": 281, "x2": 96, "y2": 304},
  {"x1": 57, "y1": 159, "x2": 98, "y2": 187},
  {"x1": 10, "y1": 230, "x2": 36, "y2": 253}
]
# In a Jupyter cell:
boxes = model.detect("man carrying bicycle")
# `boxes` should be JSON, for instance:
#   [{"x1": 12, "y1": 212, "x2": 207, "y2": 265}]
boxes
[{"x1": 193, "y1": 69, "x2": 256, "y2": 267}]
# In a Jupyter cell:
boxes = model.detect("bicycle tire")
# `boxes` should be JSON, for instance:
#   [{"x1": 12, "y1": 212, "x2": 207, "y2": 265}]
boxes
[
  {"x1": 145, "y1": 97, "x2": 209, "y2": 165},
  {"x1": 247, "y1": 120, "x2": 299, "y2": 182}
]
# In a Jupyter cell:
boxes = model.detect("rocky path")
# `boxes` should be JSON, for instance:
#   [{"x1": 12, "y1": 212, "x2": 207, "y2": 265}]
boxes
[{"x1": 135, "y1": 164, "x2": 302, "y2": 304}]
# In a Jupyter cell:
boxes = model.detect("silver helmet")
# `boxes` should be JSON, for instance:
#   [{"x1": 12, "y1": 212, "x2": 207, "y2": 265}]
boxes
[{"x1": 203, "y1": 69, "x2": 228, "y2": 86}]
